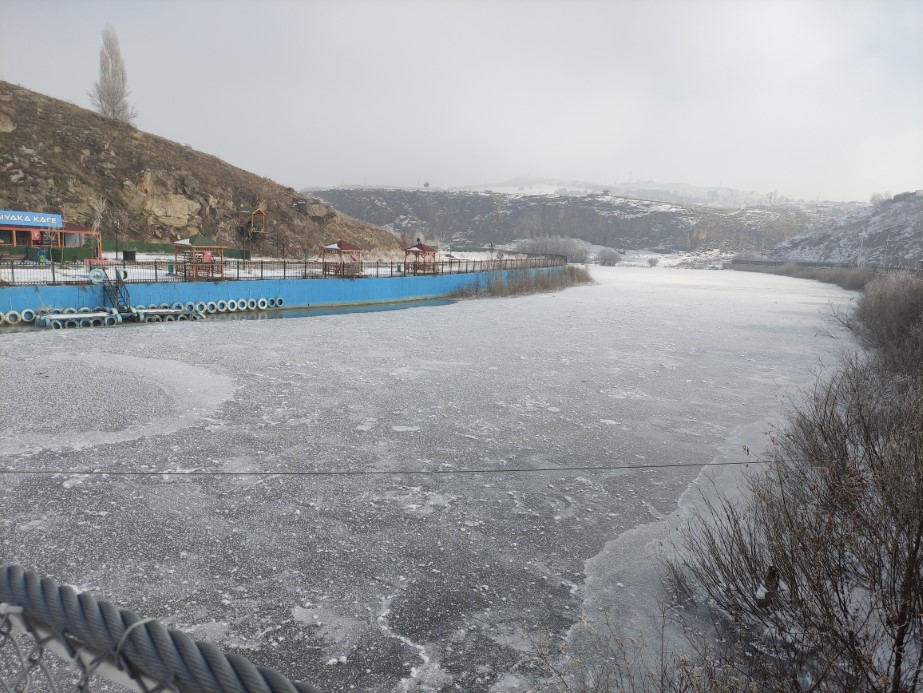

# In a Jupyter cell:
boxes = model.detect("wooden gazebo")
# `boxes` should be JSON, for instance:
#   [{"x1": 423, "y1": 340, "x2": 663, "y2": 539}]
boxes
[
  {"x1": 322, "y1": 240, "x2": 363, "y2": 277},
  {"x1": 173, "y1": 234, "x2": 226, "y2": 279},
  {"x1": 404, "y1": 240, "x2": 438, "y2": 275},
  {"x1": 237, "y1": 207, "x2": 267, "y2": 236}
]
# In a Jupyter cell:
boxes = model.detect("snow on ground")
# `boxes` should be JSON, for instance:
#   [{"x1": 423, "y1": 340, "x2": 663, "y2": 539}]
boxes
[{"x1": 0, "y1": 267, "x2": 852, "y2": 692}]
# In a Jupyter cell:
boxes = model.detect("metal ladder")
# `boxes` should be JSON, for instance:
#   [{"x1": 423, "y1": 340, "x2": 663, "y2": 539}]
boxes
[{"x1": 102, "y1": 271, "x2": 132, "y2": 313}]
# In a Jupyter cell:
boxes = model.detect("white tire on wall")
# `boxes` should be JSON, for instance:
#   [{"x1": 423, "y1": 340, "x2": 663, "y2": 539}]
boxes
[
  {"x1": 276, "y1": 297, "x2": 285, "y2": 307},
  {"x1": 6, "y1": 311, "x2": 22, "y2": 325},
  {"x1": 226, "y1": 299, "x2": 238, "y2": 312},
  {"x1": 267, "y1": 298, "x2": 277, "y2": 308},
  {"x1": 195, "y1": 302, "x2": 207, "y2": 313},
  {"x1": 216, "y1": 300, "x2": 228, "y2": 312},
  {"x1": 206, "y1": 302, "x2": 218, "y2": 313},
  {"x1": 20, "y1": 308, "x2": 36, "y2": 323},
  {"x1": 257, "y1": 298, "x2": 269, "y2": 310},
  {"x1": 246, "y1": 298, "x2": 258, "y2": 310},
  {"x1": 238, "y1": 298, "x2": 248, "y2": 311},
  {"x1": 63, "y1": 307, "x2": 78, "y2": 314}
]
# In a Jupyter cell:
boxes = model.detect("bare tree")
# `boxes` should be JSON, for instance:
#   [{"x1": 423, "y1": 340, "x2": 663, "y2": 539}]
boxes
[{"x1": 89, "y1": 25, "x2": 136, "y2": 123}]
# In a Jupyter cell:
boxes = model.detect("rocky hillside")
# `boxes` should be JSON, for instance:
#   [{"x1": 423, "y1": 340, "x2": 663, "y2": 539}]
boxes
[
  {"x1": 0, "y1": 82, "x2": 400, "y2": 255},
  {"x1": 309, "y1": 187, "x2": 809, "y2": 253},
  {"x1": 769, "y1": 191, "x2": 923, "y2": 266}
]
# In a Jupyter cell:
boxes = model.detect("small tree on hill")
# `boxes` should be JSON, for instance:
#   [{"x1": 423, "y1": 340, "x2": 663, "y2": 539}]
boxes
[{"x1": 89, "y1": 25, "x2": 136, "y2": 123}]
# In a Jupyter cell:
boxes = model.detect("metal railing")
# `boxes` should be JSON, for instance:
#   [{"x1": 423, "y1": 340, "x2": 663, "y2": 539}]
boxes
[
  {"x1": 0, "y1": 564, "x2": 320, "y2": 693},
  {"x1": 0, "y1": 255, "x2": 566, "y2": 287}
]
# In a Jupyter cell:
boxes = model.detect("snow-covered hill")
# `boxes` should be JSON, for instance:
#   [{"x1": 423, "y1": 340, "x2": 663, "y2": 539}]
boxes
[{"x1": 770, "y1": 191, "x2": 923, "y2": 266}]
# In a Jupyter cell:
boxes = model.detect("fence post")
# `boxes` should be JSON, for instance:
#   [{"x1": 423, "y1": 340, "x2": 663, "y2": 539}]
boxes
[
  {"x1": 154, "y1": 260, "x2": 158, "y2": 282},
  {"x1": 51, "y1": 259, "x2": 56, "y2": 284},
  {"x1": 260, "y1": 260, "x2": 264, "y2": 280},
  {"x1": 9, "y1": 259, "x2": 13, "y2": 284}
]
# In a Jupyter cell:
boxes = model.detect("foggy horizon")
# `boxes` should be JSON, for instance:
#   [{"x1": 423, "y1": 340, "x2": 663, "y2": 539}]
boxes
[{"x1": 2, "y1": 0, "x2": 921, "y2": 203}]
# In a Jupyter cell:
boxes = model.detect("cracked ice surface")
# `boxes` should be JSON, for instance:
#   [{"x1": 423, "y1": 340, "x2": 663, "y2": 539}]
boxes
[{"x1": 0, "y1": 266, "x2": 852, "y2": 692}]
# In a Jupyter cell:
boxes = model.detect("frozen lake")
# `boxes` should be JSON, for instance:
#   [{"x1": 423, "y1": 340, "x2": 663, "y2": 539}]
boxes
[{"x1": 0, "y1": 266, "x2": 852, "y2": 692}]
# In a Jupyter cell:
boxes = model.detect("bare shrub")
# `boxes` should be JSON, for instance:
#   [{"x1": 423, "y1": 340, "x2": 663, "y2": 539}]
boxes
[
  {"x1": 845, "y1": 272, "x2": 923, "y2": 373},
  {"x1": 647, "y1": 257, "x2": 659, "y2": 267},
  {"x1": 669, "y1": 355, "x2": 923, "y2": 690},
  {"x1": 733, "y1": 262, "x2": 876, "y2": 291},
  {"x1": 597, "y1": 248, "x2": 621, "y2": 266},
  {"x1": 518, "y1": 236, "x2": 590, "y2": 263},
  {"x1": 452, "y1": 266, "x2": 592, "y2": 299}
]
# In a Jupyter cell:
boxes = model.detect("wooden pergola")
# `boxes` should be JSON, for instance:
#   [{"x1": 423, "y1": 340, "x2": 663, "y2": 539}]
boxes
[
  {"x1": 404, "y1": 240, "x2": 438, "y2": 275},
  {"x1": 321, "y1": 240, "x2": 363, "y2": 277},
  {"x1": 173, "y1": 234, "x2": 226, "y2": 280}
]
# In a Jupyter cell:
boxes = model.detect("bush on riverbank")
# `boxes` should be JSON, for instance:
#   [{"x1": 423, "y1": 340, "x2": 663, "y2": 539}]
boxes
[
  {"x1": 732, "y1": 261, "x2": 876, "y2": 290},
  {"x1": 452, "y1": 265, "x2": 593, "y2": 299},
  {"x1": 537, "y1": 272, "x2": 923, "y2": 691},
  {"x1": 665, "y1": 271, "x2": 923, "y2": 690}
]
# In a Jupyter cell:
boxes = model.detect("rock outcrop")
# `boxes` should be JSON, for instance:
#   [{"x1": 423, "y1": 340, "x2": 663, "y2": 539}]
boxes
[{"x1": 0, "y1": 81, "x2": 400, "y2": 255}]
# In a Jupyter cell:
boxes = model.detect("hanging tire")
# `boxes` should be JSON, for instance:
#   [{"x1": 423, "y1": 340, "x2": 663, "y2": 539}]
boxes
[
  {"x1": 237, "y1": 298, "x2": 248, "y2": 311},
  {"x1": 148, "y1": 304, "x2": 158, "y2": 310},
  {"x1": 267, "y1": 298, "x2": 277, "y2": 308},
  {"x1": 246, "y1": 298, "x2": 258, "y2": 310},
  {"x1": 20, "y1": 308, "x2": 36, "y2": 323},
  {"x1": 159, "y1": 303, "x2": 170, "y2": 310},
  {"x1": 51, "y1": 320, "x2": 63, "y2": 329},
  {"x1": 64, "y1": 319, "x2": 79, "y2": 328},
  {"x1": 63, "y1": 307, "x2": 77, "y2": 315},
  {"x1": 172, "y1": 302, "x2": 185, "y2": 310},
  {"x1": 226, "y1": 299, "x2": 238, "y2": 312},
  {"x1": 184, "y1": 302, "x2": 196, "y2": 312},
  {"x1": 6, "y1": 311, "x2": 21, "y2": 325},
  {"x1": 79, "y1": 318, "x2": 93, "y2": 328},
  {"x1": 257, "y1": 298, "x2": 269, "y2": 310},
  {"x1": 91, "y1": 318, "x2": 103, "y2": 327},
  {"x1": 78, "y1": 307, "x2": 91, "y2": 314},
  {"x1": 177, "y1": 314, "x2": 189, "y2": 321},
  {"x1": 216, "y1": 300, "x2": 228, "y2": 312},
  {"x1": 276, "y1": 297, "x2": 285, "y2": 307},
  {"x1": 165, "y1": 315, "x2": 176, "y2": 322},
  {"x1": 195, "y1": 301, "x2": 207, "y2": 313},
  {"x1": 104, "y1": 316, "x2": 116, "y2": 326},
  {"x1": 206, "y1": 301, "x2": 218, "y2": 313}
]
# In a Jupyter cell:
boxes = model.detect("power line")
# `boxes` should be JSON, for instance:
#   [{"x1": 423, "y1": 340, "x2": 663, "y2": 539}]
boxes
[{"x1": 0, "y1": 459, "x2": 768, "y2": 478}]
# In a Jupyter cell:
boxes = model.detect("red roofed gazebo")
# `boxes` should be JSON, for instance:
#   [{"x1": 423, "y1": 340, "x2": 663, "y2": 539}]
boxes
[
  {"x1": 404, "y1": 240, "x2": 438, "y2": 275},
  {"x1": 322, "y1": 240, "x2": 363, "y2": 277}
]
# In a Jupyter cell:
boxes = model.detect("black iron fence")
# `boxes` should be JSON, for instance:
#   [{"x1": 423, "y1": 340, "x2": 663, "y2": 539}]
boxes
[{"x1": 0, "y1": 255, "x2": 566, "y2": 287}]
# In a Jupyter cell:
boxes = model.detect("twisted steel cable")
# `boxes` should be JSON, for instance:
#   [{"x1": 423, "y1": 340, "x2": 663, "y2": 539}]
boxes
[{"x1": 0, "y1": 564, "x2": 321, "y2": 693}]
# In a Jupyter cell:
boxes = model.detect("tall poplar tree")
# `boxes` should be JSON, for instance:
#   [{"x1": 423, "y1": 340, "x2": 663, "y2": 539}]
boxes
[{"x1": 88, "y1": 25, "x2": 136, "y2": 123}]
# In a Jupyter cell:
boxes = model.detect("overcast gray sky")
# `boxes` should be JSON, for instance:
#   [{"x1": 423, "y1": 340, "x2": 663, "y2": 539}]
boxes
[{"x1": 2, "y1": 0, "x2": 921, "y2": 202}]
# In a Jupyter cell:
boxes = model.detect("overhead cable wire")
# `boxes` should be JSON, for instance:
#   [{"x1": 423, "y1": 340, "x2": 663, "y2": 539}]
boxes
[{"x1": 0, "y1": 458, "x2": 770, "y2": 477}]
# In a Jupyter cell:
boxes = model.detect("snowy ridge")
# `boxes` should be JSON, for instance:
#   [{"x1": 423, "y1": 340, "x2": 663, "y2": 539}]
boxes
[{"x1": 770, "y1": 191, "x2": 923, "y2": 265}]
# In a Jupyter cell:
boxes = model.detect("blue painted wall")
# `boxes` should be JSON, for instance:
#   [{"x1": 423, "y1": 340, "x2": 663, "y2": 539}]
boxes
[{"x1": 0, "y1": 267, "x2": 564, "y2": 313}]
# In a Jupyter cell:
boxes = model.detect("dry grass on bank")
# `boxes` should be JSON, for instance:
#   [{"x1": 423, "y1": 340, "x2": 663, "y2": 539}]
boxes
[
  {"x1": 452, "y1": 265, "x2": 593, "y2": 299},
  {"x1": 732, "y1": 262, "x2": 876, "y2": 290}
]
